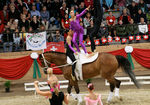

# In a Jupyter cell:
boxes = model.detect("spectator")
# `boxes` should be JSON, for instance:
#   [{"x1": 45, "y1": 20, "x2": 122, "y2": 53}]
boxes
[
  {"x1": 106, "y1": 11, "x2": 116, "y2": 36},
  {"x1": 105, "y1": 0, "x2": 114, "y2": 10},
  {"x1": 53, "y1": 30, "x2": 64, "y2": 42},
  {"x1": 39, "y1": 24, "x2": 45, "y2": 32},
  {"x1": 126, "y1": 0, "x2": 132, "y2": 6},
  {"x1": 2, "y1": 28, "x2": 14, "y2": 52},
  {"x1": 148, "y1": 22, "x2": 150, "y2": 35},
  {"x1": 9, "y1": 5, "x2": 20, "y2": 20},
  {"x1": 30, "y1": 15, "x2": 40, "y2": 31},
  {"x1": 138, "y1": 0, "x2": 148, "y2": 14},
  {"x1": 99, "y1": 23, "x2": 109, "y2": 38},
  {"x1": 21, "y1": 6, "x2": 31, "y2": 20},
  {"x1": 28, "y1": 26, "x2": 33, "y2": 33},
  {"x1": 84, "y1": 12, "x2": 93, "y2": 28},
  {"x1": 135, "y1": 9, "x2": 147, "y2": 23},
  {"x1": 84, "y1": 0, "x2": 93, "y2": 8},
  {"x1": 115, "y1": 20, "x2": 127, "y2": 37},
  {"x1": 0, "y1": 19, "x2": 4, "y2": 42},
  {"x1": 17, "y1": 0, "x2": 29, "y2": 13},
  {"x1": 0, "y1": 5, "x2": 9, "y2": 24},
  {"x1": 8, "y1": 0, "x2": 18, "y2": 9},
  {"x1": 83, "y1": 12, "x2": 93, "y2": 37},
  {"x1": 51, "y1": 0, "x2": 61, "y2": 18},
  {"x1": 7, "y1": 19, "x2": 18, "y2": 33},
  {"x1": 126, "y1": 19, "x2": 139, "y2": 36},
  {"x1": 138, "y1": 17, "x2": 148, "y2": 35},
  {"x1": 78, "y1": 2, "x2": 86, "y2": 18},
  {"x1": 119, "y1": 8, "x2": 131, "y2": 24},
  {"x1": 115, "y1": 0, "x2": 126, "y2": 14},
  {"x1": 127, "y1": 1, "x2": 138, "y2": 22},
  {"x1": 20, "y1": 26, "x2": 26, "y2": 43},
  {"x1": 133, "y1": 0, "x2": 140, "y2": 4},
  {"x1": 30, "y1": 5, "x2": 41, "y2": 20},
  {"x1": 40, "y1": 6, "x2": 50, "y2": 30},
  {"x1": 19, "y1": 14, "x2": 30, "y2": 31},
  {"x1": 61, "y1": 13, "x2": 70, "y2": 39},
  {"x1": 0, "y1": 19, "x2": 5, "y2": 34},
  {"x1": 35, "y1": 0, "x2": 42, "y2": 11},
  {"x1": 13, "y1": 29, "x2": 20, "y2": 51},
  {"x1": 60, "y1": 2, "x2": 69, "y2": 19}
]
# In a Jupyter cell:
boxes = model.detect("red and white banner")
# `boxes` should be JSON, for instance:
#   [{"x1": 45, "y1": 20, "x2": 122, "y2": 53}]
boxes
[
  {"x1": 101, "y1": 38, "x2": 107, "y2": 44},
  {"x1": 122, "y1": 38, "x2": 127, "y2": 43},
  {"x1": 115, "y1": 37, "x2": 120, "y2": 42},
  {"x1": 143, "y1": 35, "x2": 149, "y2": 40},
  {"x1": 129, "y1": 36, "x2": 134, "y2": 41},
  {"x1": 95, "y1": 39, "x2": 100, "y2": 45},
  {"x1": 44, "y1": 41, "x2": 65, "y2": 53},
  {"x1": 87, "y1": 41, "x2": 91, "y2": 46},
  {"x1": 136, "y1": 35, "x2": 141, "y2": 41},
  {"x1": 108, "y1": 37, "x2": 113, "y2": 42}
]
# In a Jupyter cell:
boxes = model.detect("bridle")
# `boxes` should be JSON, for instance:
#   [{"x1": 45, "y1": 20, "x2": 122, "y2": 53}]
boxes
[{"x1": 41, "y1": 53, "x2": 77, "y2": 78}]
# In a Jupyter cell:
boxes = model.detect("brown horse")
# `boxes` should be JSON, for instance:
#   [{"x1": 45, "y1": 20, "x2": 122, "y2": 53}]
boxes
[{"x1": 39, "y1": 51, "x2": 139, "y2": 103}]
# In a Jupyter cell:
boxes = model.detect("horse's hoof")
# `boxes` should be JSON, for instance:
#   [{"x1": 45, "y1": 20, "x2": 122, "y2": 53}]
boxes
[
  {"x1": 106, "y1": 101, "x2": 111, "y2": 105},
  {"x1": 114, "y1": 96, "x2": 123, "y2": 102}
]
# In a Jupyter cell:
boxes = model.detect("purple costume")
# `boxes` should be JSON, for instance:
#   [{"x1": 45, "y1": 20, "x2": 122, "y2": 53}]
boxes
[{"x1": 69, "y1": 9, "x2": 87, "y2": 53}]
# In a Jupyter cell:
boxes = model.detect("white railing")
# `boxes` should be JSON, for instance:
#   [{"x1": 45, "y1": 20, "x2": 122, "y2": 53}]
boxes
[
  {"x1": 105, "y1": 76, "x2": 150, "y2": 86},
  {"x1": 24, "y1": 80, "x2": 69, "y2": 91}
]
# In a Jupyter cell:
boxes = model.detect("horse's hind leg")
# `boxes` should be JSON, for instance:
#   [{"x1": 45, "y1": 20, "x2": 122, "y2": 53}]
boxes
[
  {"x1": 107, "y1": 78, "x2": 115, "y2": 103},
  {"x1": 114, "y1": 78, "x2": 121, "y2": 98}
]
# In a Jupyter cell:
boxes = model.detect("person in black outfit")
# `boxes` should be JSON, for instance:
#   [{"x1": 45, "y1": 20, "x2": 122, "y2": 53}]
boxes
[
  {"x1": 66, "y1": 30, "x2": 77, "y2": 81},
  {"x1": 90, "y1": 0, "x2": 103, "y2": 52},
  {"x1": 34, "y1": 80, "x2": 69, "y2": 105},
  {"x1": 2, "y1": 28, "x2": 14, "y2": 52}
]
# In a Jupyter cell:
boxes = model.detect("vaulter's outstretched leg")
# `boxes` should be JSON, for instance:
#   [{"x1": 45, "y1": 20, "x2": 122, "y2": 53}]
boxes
[{"x1": 90, "y1": 0, "x2": 103, "y2": 52}]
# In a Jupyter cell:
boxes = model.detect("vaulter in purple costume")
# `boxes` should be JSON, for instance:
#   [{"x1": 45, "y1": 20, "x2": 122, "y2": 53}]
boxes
[{"x1": 69, "y1": 6, "x2": 90, "y2": 54}]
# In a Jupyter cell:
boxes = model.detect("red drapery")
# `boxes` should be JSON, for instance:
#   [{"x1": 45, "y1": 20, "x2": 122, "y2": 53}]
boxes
[
  {"x1": 131, "y1": 48, "x2": 150, "y2": 68},
  {"x1": 0, "y1": 48, "x2": 150, "y2": 79},
  {"x1": 0, "y1": 56, "x2": 33, "y2": 80},
  {"x1": 107, "y1": 48, "x2": 127, "y2": 57}
]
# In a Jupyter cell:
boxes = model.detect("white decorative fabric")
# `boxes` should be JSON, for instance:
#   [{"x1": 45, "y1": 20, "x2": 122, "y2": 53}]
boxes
[
  {"x1": 30, "y1": 52, "x2": 39, "y2": 59},
  {"x1": 125, "y1": 46, "x2": 133, "y2": 53}
]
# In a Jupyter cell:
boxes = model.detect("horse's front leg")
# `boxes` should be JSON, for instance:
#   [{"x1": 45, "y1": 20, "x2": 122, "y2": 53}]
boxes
[
  {"x1": 67, "y1": 81, "x2": 72, "y2": 94},
  {"x1": 74, "y1": 81, "x2": 82, "y2": 105}
]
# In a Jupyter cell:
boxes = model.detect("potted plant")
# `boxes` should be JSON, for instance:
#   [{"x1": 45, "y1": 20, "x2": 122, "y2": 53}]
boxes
[{"x1": 4, "y1": 81, "x2": 11, "y2": 92}]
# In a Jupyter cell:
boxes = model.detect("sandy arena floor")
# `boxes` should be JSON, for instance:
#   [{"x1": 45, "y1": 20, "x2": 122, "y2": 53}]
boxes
[{"x1": 0, "y1": 78, "x2": 150, "y2": 105}]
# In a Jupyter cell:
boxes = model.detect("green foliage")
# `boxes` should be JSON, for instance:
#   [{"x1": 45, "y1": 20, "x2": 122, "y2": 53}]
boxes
[{"x1": 4, "y1": 81, "x2": 11, "y2": 88}]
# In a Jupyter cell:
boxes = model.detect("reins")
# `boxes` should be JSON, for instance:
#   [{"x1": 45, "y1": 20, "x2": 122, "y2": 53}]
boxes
[{"x1": 41, "y1": 53, "x2": 77, "y2": 69}]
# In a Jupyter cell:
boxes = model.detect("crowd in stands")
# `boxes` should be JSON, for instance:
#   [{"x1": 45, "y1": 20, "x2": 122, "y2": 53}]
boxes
[{"x1": 0, "y1": 0, "x2": 150, "y2": 52}]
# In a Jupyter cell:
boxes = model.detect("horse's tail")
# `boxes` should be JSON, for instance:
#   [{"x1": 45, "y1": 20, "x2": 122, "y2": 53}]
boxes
[{"x1": 115, "y1": 55, "x2": 140, "y2": 88}]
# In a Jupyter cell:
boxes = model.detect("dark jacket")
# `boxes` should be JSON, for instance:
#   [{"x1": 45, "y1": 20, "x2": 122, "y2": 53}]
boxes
[
  {"x1": 115, "y1": 24, "x2": 127, "y2": 37},
  {"x1": 2, "y1": 33, "x2": 14, "y2": 42},
  {"x1": 126, "y1": 24, "x2": 139, "y2": 35},
  {"x1": 127, "y1": 5, "x2": 138, "y2": 17},
  {"x1": 135, "y1": 13, "x2": 147, "y2": 23}
]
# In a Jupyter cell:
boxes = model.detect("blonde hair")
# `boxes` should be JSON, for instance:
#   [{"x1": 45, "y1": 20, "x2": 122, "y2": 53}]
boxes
[{"x1": 51, "y1": 81, "x2": 59, "y2": 96}]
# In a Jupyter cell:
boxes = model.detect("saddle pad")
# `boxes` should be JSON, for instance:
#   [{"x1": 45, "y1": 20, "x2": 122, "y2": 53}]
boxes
[{"x1": 67, "y1": 52, "x2": 99, "y2": 65}]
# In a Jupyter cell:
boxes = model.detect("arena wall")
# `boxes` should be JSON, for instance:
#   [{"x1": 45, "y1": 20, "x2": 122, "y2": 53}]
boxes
[{"x1": 0, "y1": 43, "x2": 150, "y2": 85}]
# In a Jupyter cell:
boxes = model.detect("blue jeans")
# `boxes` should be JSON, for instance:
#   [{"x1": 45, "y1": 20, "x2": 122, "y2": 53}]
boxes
[{"x1": 3, "y1": 42, "x2": 13, "y2": 52}]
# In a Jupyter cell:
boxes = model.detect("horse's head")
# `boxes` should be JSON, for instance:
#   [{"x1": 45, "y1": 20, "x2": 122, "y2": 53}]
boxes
[{"x1": 39, "y1": 52, "x2": 67, "y2": 73}]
